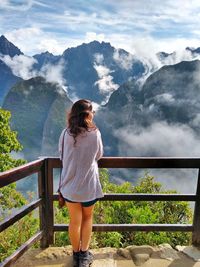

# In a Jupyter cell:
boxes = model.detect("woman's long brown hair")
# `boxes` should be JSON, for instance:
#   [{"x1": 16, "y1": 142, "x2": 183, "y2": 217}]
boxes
[{"x1": 67, "y1": 99, "x2": 97, "y2": 145}]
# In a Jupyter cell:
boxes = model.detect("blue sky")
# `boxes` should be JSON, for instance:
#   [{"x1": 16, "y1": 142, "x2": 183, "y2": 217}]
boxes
[{"x1": 1, "y1": 0, "x2": 200, "y2": 56}]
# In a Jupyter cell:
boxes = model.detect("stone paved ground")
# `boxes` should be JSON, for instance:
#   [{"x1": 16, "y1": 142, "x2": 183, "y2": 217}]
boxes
[{"x1": 13, "y1": 245, "x2": 200, "y2": 267}]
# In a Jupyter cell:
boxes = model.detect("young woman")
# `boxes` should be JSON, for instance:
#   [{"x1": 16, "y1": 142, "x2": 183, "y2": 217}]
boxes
[{"x1": 58, "y1": 99, "x2": 104, "y2": 267}]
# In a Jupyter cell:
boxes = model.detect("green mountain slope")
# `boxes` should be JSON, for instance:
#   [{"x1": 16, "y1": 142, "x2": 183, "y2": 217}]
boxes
[{"x1": 3, "y1": 77, "x2": 72, "y2": 160}]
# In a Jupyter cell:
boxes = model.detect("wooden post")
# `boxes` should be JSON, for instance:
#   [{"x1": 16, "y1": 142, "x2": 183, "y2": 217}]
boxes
[
  {"x1": 38, "y1": 158, "x2": 54, "y2": 247},
  {"x1": 38, "y1": 158, "x2": 48, "y2": 248},
  {"x1": 46, "y1": 158, "x2": 54, "y2": 245},
  {"x1": 192, "y1": 169, "x2": 200, "y2": 246}
]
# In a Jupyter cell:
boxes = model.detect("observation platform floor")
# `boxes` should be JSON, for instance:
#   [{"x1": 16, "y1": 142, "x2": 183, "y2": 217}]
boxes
[{"x1": 14, "y1": 245, "x2": 200, "y2": 267}]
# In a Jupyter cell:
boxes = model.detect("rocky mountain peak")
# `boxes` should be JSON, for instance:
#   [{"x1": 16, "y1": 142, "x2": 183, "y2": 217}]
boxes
[{"x1": 0, "y1": 35, "x2": 23, "y2": 57}]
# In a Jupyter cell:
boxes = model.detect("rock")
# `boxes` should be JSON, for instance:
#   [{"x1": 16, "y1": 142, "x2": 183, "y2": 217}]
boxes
[
  {"x1": 127, "y1": 245, "x2": 154, "y2": 266},
  {"x1": 47, "y1": 254, "x2": 56, "y2": 260},
  {"x1": 176, "y1": 245, "x2": 200, "y2": 261},
  {"x1": 128, "y1": 245, "x2": 154, "y2": 256},
  {"x1": 126, "y1": 245, "x2": 137, "y2": 250},
  {"x1": 133, "y1": 253, "x2": 150, "y2": 266},
  {"x1": 117, "y1": 248, "x2": 132, "y2": 259},
  {"x1": 158, "y1": 243, "x2": 180, "y2": 261},
  {"x1": 92, "y1": 247, "x2": 117, "y2": 260}
]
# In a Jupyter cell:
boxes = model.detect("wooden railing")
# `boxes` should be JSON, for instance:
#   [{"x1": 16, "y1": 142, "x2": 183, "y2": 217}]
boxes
[{"x1": 0, "y1": 157, "x2": 200, "y2": 266}]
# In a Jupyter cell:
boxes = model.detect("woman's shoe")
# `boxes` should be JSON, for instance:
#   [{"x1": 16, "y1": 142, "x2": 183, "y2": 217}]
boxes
[
  {"x1": 73, "y1": 251, "x2": 80, "y2": 267},
  {"x1": 79, "y1": 250, "x2": 94, "y2": 267}
]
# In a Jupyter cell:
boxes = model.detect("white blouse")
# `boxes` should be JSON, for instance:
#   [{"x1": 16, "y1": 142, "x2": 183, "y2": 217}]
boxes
[{"x1": 58, "y1": 127, "x2": 104, "y2": 202}]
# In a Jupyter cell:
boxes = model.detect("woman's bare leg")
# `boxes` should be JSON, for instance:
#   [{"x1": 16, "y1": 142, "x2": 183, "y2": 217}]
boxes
[
  {"x1": 80, "y1": 204, "x2": 95, "y2": 251},
  {"x1": 66, "y1": 202, "x2": 82, "y2": 252}
]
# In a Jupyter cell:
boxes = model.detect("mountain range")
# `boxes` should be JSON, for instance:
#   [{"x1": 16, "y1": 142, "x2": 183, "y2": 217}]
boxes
[
  {"x1": 97, "y1": 59, "x2": 200, "y2": 156},
  {"x1": 1, "y1": 35, "x2": 200, "y2": 189},
  {"x1": 0, "y1": 35, "x2": 146, "y2": 160},
  {"x1": 0, "y1": 35, "x2": 145, "y2": 105}
]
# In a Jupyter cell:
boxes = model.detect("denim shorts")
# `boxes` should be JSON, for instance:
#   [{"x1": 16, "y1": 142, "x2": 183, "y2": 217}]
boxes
[{"x1": 64, "y1": 197, "x2": 99, "y2": 207}]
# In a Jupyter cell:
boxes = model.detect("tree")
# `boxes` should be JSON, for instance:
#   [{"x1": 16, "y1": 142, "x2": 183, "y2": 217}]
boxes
[
  {"x1": 93, "y1": 170, "x2": 192, "y2": 247},
  {"x1": 0, "y1": 108, "x2": 25, "y2": 172},
  {"x1": 54, "y1": 169, "x2": 192, "y2": 248},
  {"x1": 0, "y1": 108, "x2": 27, "y2": 216},
  {"x1": 0, "y1": 108, "x2": 38, "y2": 262}
]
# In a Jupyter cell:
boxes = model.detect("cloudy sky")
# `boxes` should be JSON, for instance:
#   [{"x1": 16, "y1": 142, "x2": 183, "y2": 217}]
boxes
[{"x1": 1, "y1": 0, "x2": 200, "y2": 56}]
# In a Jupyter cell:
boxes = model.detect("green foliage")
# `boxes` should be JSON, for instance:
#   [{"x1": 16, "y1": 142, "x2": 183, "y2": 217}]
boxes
[
  {"x1": 0, "y1": 108, "x2": 39, "y2": 262},
  {"x1": 0, "y1": 214, "x2": 38, "y2": 261},
  {"x1": 0, "y1": 108, "x2": 26, "y2": 171},
  {"x1": 94, "y1": 232, "x2": 123, "y2": 248},
  {"x1": 0, "y1": 179, "x2": 39, "y2": 263},
  {"x1": 0, "y1": 183, "x2": 26, "y2": 217},
  {"x1": 0, "y1": 183, "x2": 39, "y2": 262},
  {"x1": 54, "y1": 206, "x2": 70, "y2": 246},
  {"x1": 54, "y1": 169, "x2": 192, "y2": 248}
]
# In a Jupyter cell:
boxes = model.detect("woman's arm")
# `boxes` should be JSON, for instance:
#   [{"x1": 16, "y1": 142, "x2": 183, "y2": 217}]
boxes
[
  {"x1": 58, "y1": 129, "x2": 64, "y2": 160},
  {"x1": 95, "y1": 130, "x2": 104, "y2": 161}
]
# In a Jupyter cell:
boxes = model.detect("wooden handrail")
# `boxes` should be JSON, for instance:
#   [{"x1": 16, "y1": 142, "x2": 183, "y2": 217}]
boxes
[
  {"x1": 0, "y1": 199, "x2": 42, "y2": 232},
  {"x1": 49, "y1": 156, "x2": 200, "y2": 168},
  {"x1": 0, "y1": 158, "x2": 44, "y2": 187},
  {"x1": 54, "y1": 223, "x2": 193, "y2": 232},
  {"x1": 1, "y1": 157, "x2": 200, "y2": 267},
  {"x1": 53, "y1": 193, "x2": 196, "y2": 201}
]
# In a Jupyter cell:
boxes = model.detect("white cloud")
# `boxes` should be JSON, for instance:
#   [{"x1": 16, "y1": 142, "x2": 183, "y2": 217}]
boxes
[
  {"x1": 113, "y1": 49, "x2": 134, "y2": 70},
  {"x1": 33, "y1": 1, "x2": 51, "y2": 8},
  {"x1": 127, "y1": 36, "x2": 162, "y2": 85},
  {"x1": 102, "y1": 34, "x2": 134, "y2": 54},
  {"x1": 0, "y1": 0, "x2": 49, "y2": 11},
  {"x1": 115, "y1": 121, "x2": 200, "y2": 157},
  {"x1": 0, "y1": 54, "x2": 37, "y2": 79},
  {"x1": 94, "y1": 64, "x2": 110, "y2": 78},
  {"x1": 5, "y1": 27, "x2": 68, "y2": 55},
  {"x1": 91, "y1": 101, "x2": 101, "y2": 112},
  {"x1": 94, "y1": 63, "x2": 119, "y2": 94},
  {"x1": 191, "y1": 61, "x2": 200, "y2": 85},
  {"x1": 0, "y1": 54, "x2": 67, "y2": 93},
  {"x1": 106, "y1": 0, "x2": 200, "y2": 30},
  {"x1": 127, "y1": 35, "x2": 200, "y2": 86},
  {"x1": 93, "y1": 53, "x2": 119, "y2": 95},
  {"x1": 161, "y1": 48, "x2": 198, "y2": 65},
  {"x1": 154, "y1": 93, "x2": 175, "y2": 104},
  {"x1": 114, "y1": 121, "x2": 200, "y2": 193},
  {"x1": 87, "y1": 33, "x2": 200, "y2": 63},
  {"x1": 67, "y1": 87, "x2": 79, "y2": 103},
  {"x1": 85, "y1": 32, "x2": 105, "y2": 43},
  {"x1": 61, "y1": 9, "x2": 132, "y2": 29},
  {"x1": 94, "y1": 53, "x2": 104, "y2": 64},
  {"x1": 141, "y1": 168, "x2": 198, "y2": 194},
  {"x1": 37, "y1": 38, "x2": 66, "y2": 55},
  {"x1": 5, "y1": 27, "x2": 43, "y2": 55},
  {"x1": 40, "y1": 59, "x2": 66, "y2": 88},
  {"x1": 5, "y1": 26, "x2": 42, "y2": 41},
  {"x1": 93, "y1": 55, "x2": 119, "y2": 105},
  {"x1": 191, "y1": 114, "x2": 200, "y2": 128},
  {"x1": 0, "y1": 0, "x2": 33, "y2": 11}
]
